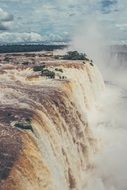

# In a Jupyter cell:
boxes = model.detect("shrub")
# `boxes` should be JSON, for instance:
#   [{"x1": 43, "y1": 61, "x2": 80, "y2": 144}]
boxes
[
  {"x1": 33, "y1": 65, "x2": 55, "y2": 79},
  {"x1": 54, "y1": 55, "x2": 60, "y2": 59},
  {"x1": 84, "y1": 57, "x2": 90, "y2": 61},
  {"x1": 55, "y1": 68, "x2": 63, "y2": 73},
  {"x1": 90, "y1": 62, "x2": 94, "y2": 66},
  {"x1": 41, "y1": 69, "x2": 55, "y2": 79},
  {"x1": 62, "y1": 51, "x2": 87, "y2": 60},
  {"x1": 33, "y1": 65, "x2": 45, "y2": 72},
  {"x1": 14, "y1": 118, "x2": 33, "y2": 132}
]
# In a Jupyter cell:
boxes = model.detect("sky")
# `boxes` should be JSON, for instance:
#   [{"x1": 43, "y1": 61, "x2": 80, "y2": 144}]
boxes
[{"x1": 0, "y1": 0, "x2": 127, "y2": 44}]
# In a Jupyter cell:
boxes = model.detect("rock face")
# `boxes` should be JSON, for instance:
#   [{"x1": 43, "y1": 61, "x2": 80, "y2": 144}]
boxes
[{"x1": 0, "y1": 57, "x2": 104, "y2": 190}]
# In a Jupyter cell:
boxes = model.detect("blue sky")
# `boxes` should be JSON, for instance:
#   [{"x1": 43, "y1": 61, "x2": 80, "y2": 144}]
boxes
[{"x1": 0, "y1": 0, "x2": 127, "y2": 44}]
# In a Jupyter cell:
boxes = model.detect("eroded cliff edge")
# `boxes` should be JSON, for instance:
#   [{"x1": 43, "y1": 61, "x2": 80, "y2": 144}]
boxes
[{"x1": 0, "y1": 58, "x2": 104, "y2": 190}]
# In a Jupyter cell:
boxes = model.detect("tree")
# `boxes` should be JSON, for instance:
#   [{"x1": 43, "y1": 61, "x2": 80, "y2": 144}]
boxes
[{"x1": 62, "y1": 51, "x2": 87, "y2": 60}]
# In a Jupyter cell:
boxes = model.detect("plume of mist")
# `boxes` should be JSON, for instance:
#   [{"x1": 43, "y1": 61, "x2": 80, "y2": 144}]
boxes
[
  {"x1": 71, "y1": 20, "x2": 105, "y2": 63},
  {"x1": 70, "y1": 19, "x2": 127, "y2": 190},
  {"x1": 71, "y1": 19, "x2": 127, "y2": 88}
]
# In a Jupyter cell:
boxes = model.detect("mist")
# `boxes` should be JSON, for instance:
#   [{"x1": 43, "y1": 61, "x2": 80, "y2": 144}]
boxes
[
  {"x1": 71, "y1": 19, "x2": 127, "y2": 190},
  {"x1": 71, "y1": 19, "x2": 127, "y2": 88}
]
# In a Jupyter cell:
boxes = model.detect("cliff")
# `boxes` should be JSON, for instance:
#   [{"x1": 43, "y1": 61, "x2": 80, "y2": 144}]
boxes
[{"x1": 0, "y1": 59, "x2": 104, "y2": 190}]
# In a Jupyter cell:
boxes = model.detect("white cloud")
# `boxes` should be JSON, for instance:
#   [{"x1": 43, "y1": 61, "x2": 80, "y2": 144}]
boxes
[
  {"x1": 0, "y1": 1, "x2": 127, "y2": 43},
  {"x1": 0, "y1": 32, "x2": 44, "y2": 43},
  {"x1": 0, "y1": 8, "x2": 13, "y2": 30},
  {"x1": 0, "y1": 31, "x2": 70, "y2": 43},
  {"x1": 0, "y1": 8, "x2": 13, "y2": 22}
]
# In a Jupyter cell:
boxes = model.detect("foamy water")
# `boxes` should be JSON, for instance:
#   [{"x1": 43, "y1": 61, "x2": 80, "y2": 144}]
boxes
[
  {"x1": 84, "y1": 58, "x2": 127, "y2": 190},
  {"x1": 0, "y1": 53, "x2": 126, "y2": 190},
  {"x1": 0, "y1": 60, "x2": 105, "y2": 190}
]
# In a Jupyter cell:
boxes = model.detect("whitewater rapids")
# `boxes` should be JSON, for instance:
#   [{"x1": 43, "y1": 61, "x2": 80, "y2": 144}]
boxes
[
  {"x1": 84, "y1": 52, "x2": 127, "y2": 190},
  {"x1": 0, "y1": 58, "x2": 104, "y2": 190},
  {"x1": 0, "y1": 53, "x2": 126, "y2": 190}
]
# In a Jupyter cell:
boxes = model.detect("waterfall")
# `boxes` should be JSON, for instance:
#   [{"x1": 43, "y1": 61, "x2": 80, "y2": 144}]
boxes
[{"x1": 0, "y1": 60, "x2": 104, "y2": 190}]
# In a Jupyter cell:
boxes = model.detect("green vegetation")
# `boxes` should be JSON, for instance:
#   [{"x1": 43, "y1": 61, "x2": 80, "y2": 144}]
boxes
[
  {"x1": 90, "y1": 61, "x2": 94, "y2": 66},
  {"x1": 14, "y1": 119, "x2": 33, "y2": 132},
  {"x1": 41, "y1": 69, "x2": 55, "y2": 79},
  {"x1": 62, "y1": 51, "x2": 87, "y2": 60},
  {"x1": 0, "y1": 44, "x2": 66, "y2": 53},
  {"x1": 33, "y1": 65, "x2": 55, "y2": 79},
  {"x1": 83, "y1": 57, "x2": 90, "y2": 62},
  {"x1": 55, "y1": 68, "x2": 63, "y2": 73},
  {"x1": 54, "y1": 51, "x2": 94, "y2": 66},
  {"x1": 83, "y1": 58, "x2": 94, "y2": 66},
  {"x1": 33, "y1": 65, "x2": 46, "y2": 72},
  {"x1": 54, "y1": 55, "x2": 60, "y2": 59}
]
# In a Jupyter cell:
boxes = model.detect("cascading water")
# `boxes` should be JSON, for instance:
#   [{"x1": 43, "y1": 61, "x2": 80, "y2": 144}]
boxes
[
  {"x1": 83, "y1": 50, "x2": 127, "y2": 190},
  {"x1": 0, "y1": 59, "x2": 104, "y2": 190},
  {"x1": 2, "y1": 52, "x2": 126, "y2": 190}
]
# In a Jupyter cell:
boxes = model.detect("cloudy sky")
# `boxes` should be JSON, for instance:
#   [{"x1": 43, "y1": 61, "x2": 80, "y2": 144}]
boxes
[{"x1": 0, "y1": 0, "x2": 127, "y2": 44}]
